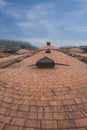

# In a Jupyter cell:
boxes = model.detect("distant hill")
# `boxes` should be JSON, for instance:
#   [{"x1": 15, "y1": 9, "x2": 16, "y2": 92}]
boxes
[{"x1": 0, "y1": 39, "x2": 37, "y2": 50}]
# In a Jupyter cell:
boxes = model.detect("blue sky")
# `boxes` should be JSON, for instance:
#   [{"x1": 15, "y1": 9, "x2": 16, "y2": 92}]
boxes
[{"x1": 0, "y1": 0, "x2": 87, "y2": 47}]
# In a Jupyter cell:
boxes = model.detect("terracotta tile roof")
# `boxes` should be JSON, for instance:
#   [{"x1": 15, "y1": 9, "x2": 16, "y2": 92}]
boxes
[
  {"x1": 69, "y1": 48, "x2": 83, "y2": 53},
  {"x1": 0, "y1": 45, "x2": 87, "y2": 129},
  {"x1": 16, "y1": 49, "x2": 30, "y2": 55}
]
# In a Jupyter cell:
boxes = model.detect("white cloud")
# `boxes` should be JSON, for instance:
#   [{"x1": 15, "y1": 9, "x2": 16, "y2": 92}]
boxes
[
  {"x1": 15, "y1": 37, "x2": 87, "y2": 47},
  {"x1": 0, "y1": 0, "x2": 22, "y2": 18},
  {"x1": 67, "y1": 26, "x2": 87, "y2": 32},
  {"x1": 1, "y1": 5, "x2": 22, "y2": 18},
  {"x1": 17, "y1": 2, "x2": 54, "y2": 27},
  {"x1": 1, "y1": 1, "x2": 87, "y2": 35},
  {"x1": 17, "y1": 21, "x2": 34, "y2": 28},
  {"x1": 0, "y1": 0, "x2": 7, "y2": 7},
  {"x1": 1, "y1": 0, "x2": 87, "y2": 46},
  {"x1": 29, "y1": 39, "x2": 87, "y2": 47},
  {"x1": 25, "y1": 3, "x2": 54, "y2": 20},
  {"x1": 0, "y1": 1, "x2": 61, "y2": 39},
  {"x1": 16, "y1": 2, "x2": 61, "y2": 38}
]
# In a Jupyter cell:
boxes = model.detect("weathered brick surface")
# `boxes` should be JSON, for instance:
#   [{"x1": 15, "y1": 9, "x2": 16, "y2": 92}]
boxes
[
  {"x1": 25, "y1": 119, "x2": 40, "y2": 128},
  {"x1": 41, "y1": 120, "x2": 58, "y2": 128},
  {"x1": 0, "y1": 123, "x2": 4, "y2": 129},
  {"x1": 10, "y1": 117, "x2": 25, "y2": 126},
  {"x1": 0, "y1": 45, "x2": 87, "y2": 129},
  {"x1": 4, "y1": 125, "x2": 19, "y2": 130}
]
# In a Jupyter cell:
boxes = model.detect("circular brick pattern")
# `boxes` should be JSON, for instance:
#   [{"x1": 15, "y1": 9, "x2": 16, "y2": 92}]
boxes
[{"x1": 0, "y1": 48, "x2": 87, "y2": 129}]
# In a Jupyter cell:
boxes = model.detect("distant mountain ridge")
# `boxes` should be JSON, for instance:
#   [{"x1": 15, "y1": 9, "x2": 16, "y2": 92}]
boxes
[{"x1": 0, "y1": 39, "x2": 37, "y2": 50}]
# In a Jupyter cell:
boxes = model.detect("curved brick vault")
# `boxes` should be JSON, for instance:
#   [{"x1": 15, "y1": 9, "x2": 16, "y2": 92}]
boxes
[{"x1": 0, "y1": 45, "x2": 87, "y2": 130}]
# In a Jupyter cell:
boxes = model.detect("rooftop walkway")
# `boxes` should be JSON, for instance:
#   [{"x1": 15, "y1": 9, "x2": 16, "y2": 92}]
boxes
[{"x1": 0, "y1": 45, "x2": 87, "y2": 130}]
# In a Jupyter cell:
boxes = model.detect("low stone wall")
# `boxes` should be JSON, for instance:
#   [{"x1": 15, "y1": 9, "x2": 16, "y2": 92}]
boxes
[
  {"x1": 76, "y1": 55, "x2": 87, "y2": 63},
  {"x1": 0, "y1": 54, "x2": 30, "y2": 69},
  {"x1": 68, "y1": 52, "x2": 87, "y2": 64}
]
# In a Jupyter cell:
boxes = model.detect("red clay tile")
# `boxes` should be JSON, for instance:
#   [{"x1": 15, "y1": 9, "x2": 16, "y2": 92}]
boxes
[
  {"x1": 0, "y1": 45, "x2": 87, "y2": 129},
  {"x1": 0, "y1": 123, "x2": 4, "y2": 129},
  {"x1": 41, "y1": 120, "x2": 57, "y2": 128},
  {"x1": 75, "y1": 118, "x2": 87, "y2": 127},
  {"x1": 25, "y1": 119, "x2": 40, "y2": 128},
  {"x1": 4, "y1": 125, "x2": 19, "y2": 130},
  {"x1": 11, "y1": 117, "x2": 25, "y2": 126}
]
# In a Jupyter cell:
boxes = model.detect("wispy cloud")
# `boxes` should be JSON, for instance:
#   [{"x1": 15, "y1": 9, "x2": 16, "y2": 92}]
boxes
[
  {"x1": 0, "y1": 5, "x2": 22, "y2": 18},
  {"x1": 0, "y1": 0, "x2": 87, "y2": 47},
  {"x1": 15, "y1": 2, "x2": 61, "y2": 38},
  {"x1": 17, "y1": 3, "x2": 54, "y2": 27},
  {"x1": 67, "y1": 26, "x2": 87, "y2": 32},
  {"x1": 26, "y1": 4, "x2": 53, "y2": 20},
  {"x1": 0, "y1": 0, "x2": 7, "y2": 7},
  {"x1": 1, "y1": 0, "x2": 87, "y2": 34},
  {"x1": 15, "y1": 37, "x2": 87, "y2": 47}
]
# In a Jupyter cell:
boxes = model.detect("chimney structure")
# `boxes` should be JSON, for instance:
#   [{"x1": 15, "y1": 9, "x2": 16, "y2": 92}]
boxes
[{"x1": 47, "y1": 41, "x2": 51, "y2": 46}]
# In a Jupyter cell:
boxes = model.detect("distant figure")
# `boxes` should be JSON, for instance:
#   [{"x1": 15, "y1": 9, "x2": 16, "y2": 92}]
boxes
[{"x1": 47, "y1": 41, "x2": 51, "y2": 46}]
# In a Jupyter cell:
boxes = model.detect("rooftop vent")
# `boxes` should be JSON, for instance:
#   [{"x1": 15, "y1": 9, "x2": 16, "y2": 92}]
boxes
[
  {"x1": 36, "y1": 56, "x2": 55, "y2": 68},
  {"x1": 47, "y1": 41, "x2": 51, "y2": 46},
  {"x1": 45, "y1": 49, "x2": 51, "y2": 53}
]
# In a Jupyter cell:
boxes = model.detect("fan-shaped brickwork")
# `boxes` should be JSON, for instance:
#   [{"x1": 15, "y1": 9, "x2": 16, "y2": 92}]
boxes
[{"x1": 0, "y1": 45, "x2": 87, "y2": 130}]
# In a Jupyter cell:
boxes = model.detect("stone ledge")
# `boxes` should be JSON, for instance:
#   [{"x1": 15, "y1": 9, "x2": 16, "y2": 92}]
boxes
[
  {"x1": 68, "y1": 52, "x2": 87, "y2": 64},
  {"x1": 0, "y1": 54, "x2": 30, "y2": 69}
]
